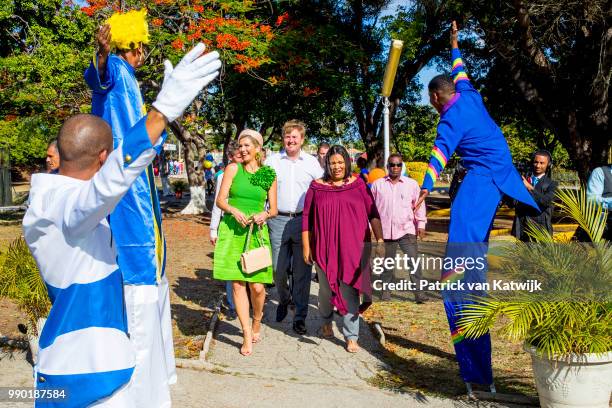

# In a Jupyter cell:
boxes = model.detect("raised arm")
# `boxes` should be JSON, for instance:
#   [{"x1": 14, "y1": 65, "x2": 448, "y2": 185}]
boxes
[
  {"x1": 449, "y1": 21, "x2": 472, "y2": 92},
  {"x1": 84, "y1": 25, "x2": 114, "y2": 93}
]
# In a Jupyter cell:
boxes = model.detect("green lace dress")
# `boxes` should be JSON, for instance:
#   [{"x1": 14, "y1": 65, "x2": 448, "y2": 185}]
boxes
[{"x1": 213, "y1": 164, "x2": 274, "y2": 283}]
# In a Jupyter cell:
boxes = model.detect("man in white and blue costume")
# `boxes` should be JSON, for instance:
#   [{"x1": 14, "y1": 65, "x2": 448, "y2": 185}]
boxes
[
  {"x1": 23, "y1": 43, "x2": 221, "y2": 407},
  {"x1": 82, "y1": 10, "x2": 173, "y2": 407}
]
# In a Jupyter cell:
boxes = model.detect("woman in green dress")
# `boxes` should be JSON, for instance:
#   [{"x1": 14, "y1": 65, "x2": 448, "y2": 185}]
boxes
[{"x1": 214, "y1": 129, "x2": 277, "y2": 356}]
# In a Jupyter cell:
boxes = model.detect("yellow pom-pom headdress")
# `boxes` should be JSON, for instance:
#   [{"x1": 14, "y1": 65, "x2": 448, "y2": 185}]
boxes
[{"x1": 106, "y1": 9, "x2": 149, "y2": 51}]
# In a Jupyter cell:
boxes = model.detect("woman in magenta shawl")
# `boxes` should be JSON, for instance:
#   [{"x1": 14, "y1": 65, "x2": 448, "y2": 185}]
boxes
[{"x1": 302, "y1": 145, "x2": 384, "y2": 353}]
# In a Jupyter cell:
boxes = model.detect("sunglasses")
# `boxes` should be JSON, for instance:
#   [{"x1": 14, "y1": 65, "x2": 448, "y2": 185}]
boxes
[{"x1": 387, "y1": 163, "x2": 402, "y2": 168}]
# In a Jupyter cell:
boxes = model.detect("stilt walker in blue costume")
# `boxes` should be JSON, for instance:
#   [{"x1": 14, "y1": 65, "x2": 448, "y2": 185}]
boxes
[
  {"x1": 24, "y1": 44, "x2": 221, "y2": 407},
  {"x1": 415, "y1": 21, "x2": 539, "y2": 393},
  {"x1": 84, "y1": 9, "x2": 174, "y2": 407}
]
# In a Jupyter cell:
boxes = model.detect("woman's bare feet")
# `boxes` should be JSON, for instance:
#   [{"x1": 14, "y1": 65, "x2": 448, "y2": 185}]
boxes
[
  {"x1": 252, "y1": 316, "x2": 262, "y2": 343},
  {"x1": 240, "y1": 330, "x2": 253, "y2": 356},
  {"x1": 321, "y1": 322, "x2": 334, "y2": 338},
  {"x1": 346, "y1": 339, "x2": 360, "y2": 353}
]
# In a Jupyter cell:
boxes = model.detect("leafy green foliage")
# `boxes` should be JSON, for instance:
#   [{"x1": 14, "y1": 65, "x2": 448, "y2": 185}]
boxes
[
  {"x1": 0, "y1": 237, "x2": 50, "y2": 333},
  {"x1": 394, "y1": 104, "x2": 437, "y2": 162},
  {"x1": 0, "y1": 0, "x2": 95, "y2": 165},
  {"x1": 457, "y1": 189, "x2": 611, "y2": 358}
]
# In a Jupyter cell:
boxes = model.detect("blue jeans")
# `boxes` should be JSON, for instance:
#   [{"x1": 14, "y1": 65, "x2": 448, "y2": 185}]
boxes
[
  {"x1": 226, "y1": 281, "x2": 235, "y2": 311},
  {"x1": 267, "y1": 215, "x2": 312, "y2": 321}
]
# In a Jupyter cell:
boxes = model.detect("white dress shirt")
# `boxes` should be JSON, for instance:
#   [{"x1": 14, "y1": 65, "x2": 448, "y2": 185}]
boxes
[
  {"x1": 210, "y1": 171, "x2": 224, "y2": 239},
  {"x1": 265, "y1": 150, "x2": 323, "y2": 213}
]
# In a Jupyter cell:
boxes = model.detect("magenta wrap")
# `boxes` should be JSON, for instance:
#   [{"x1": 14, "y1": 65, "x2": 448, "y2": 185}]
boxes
[{"x1": 302, "y1": 178, "x2": 378, "y2": 315}]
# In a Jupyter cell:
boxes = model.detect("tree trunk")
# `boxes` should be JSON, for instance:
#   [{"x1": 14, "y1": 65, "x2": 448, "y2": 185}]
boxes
[
  {"x1": 168, "y1": 121, "x2": 208, "y2": 215},
  {"x1": 158, "y1": 148, "x2": 172, "y2": 196}
]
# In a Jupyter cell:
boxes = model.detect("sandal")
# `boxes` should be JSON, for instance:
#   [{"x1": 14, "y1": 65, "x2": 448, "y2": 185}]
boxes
[
  {"x1": 252, "y1": 316, "x2": 263, "y2": 343},
  {"x1": 240, "y1": 330, "x2": 253, "y2": 356},
  {"x1": 321, "y1": 322, "x2": 334, "y2": 338},
  {"x1": 346, "y1": 339, "x2": 360, "y2": 353}
]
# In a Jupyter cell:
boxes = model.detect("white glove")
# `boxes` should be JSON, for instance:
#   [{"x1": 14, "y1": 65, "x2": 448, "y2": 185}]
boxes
[
  {"x1": 153, "y1": 43, "x2": 221, "y2": 122},
  {"x1": 162, "y1": 59, "x2": 174, "y2": 86}
]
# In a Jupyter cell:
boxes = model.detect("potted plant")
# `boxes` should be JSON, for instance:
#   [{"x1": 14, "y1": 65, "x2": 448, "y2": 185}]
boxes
[
  {"x1": 172, "y1": 179, "x2": 188, "y2": 199},
  {"x1": 0, "y1": 236, "x2": 50, "y2": 360},
  {"x1": 457, "y1": 188, "x2": 611, "y2": 408}
]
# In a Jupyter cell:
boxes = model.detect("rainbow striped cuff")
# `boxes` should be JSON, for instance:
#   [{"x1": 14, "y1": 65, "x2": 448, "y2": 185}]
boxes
[
  {"x1": 452, "y1": 57, "x2": 464, "y2": 71},
  {"x1": 431, "y1": 146, "x2": 448, "y2": 168},
  {"x1": 426, "y1": 164, "x2": 438, "y2": 182},
  {"x1": 451, "y1": 328, "x2": 465, "y2": 344},
  {"x1": 453, "y1": 72, "x2": 469, "y2": 83}
]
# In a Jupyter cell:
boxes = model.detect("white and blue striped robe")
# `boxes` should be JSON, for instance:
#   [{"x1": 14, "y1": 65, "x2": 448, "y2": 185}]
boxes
[{"x1": 23, "y1": 117, "x2": 160, "y2": 407}]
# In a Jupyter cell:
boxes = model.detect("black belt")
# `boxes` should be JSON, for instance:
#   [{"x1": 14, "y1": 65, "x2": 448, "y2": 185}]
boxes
[{"x1": 278, "y1": 211, "x2": 303, "y2": 218}]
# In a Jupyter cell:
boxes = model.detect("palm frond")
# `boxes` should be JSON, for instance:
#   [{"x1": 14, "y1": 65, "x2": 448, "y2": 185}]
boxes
[
  {"x1": 456, "y1": 298, "x2": 504, "y2": 339},
  {"x1": 556, "y1": 187, "x2": 607, "y2": 243},
  {"x1": 0, "y1": 237, "x2": 49, "y2": 329},
  {"x1": 525, "y1": 220, "x2": 554, "y2": 243}
]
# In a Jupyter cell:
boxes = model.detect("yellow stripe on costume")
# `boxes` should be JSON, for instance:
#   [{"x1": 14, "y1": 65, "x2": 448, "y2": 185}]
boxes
[
  {"x1": 92, "y1": 53, "x2": 109, "y2": 90},
  {"x1": 452, "y1": 58, "x2": 464, "y2": 70},
  {"x1": 426, "y1": 166, "x2": 438, "y2": 182},
  {"x1": 432, "y1": 147, "x2": 447, "y2": 167},
  {"x1": 453, "y1": 72, "x2": 469, "y2": 83},
  {"x1": 146, "y1": 165, "x2": 165, "y2": 283}
]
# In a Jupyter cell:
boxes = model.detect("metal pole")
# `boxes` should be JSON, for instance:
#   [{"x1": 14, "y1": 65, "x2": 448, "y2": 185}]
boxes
[{"x1": 383, "y1": 97, "x2": 390, "y2": 166}]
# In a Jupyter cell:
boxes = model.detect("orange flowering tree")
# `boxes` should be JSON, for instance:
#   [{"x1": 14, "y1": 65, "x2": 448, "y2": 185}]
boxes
[{"x1": 201, "y1": 6, "x2": 354, "y2": 153}]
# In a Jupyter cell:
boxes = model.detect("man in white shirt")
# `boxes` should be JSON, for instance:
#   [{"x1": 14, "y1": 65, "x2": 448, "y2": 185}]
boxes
[
  {"x1": 265, "y1": 120, "x2": 323, "y2": 335},
  {"x1": 22, "y1": 44, "x2": 220, "y2": 407}
]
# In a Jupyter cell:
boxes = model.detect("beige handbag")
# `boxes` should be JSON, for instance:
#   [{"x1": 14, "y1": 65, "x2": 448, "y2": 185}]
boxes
[{"x1": 240, "y1": 222, "x2": 272, "y2": 274}]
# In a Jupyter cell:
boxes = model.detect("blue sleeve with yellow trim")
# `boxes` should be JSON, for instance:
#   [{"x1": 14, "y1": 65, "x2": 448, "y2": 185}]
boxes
[
  {"x1": 84, "y1": 53, "x2": 115, "y2": 94},
  {"x1": 421, "y1": 120, "x2": 462, "y2": 192},
  {"x1": 451, "y1": 47, "x2": 473, "y2": 92}
]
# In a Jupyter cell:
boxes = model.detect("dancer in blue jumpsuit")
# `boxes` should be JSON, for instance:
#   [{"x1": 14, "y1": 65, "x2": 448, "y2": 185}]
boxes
[
  {"x1": 84, "y1": 10, "x2": 175, "y2": 407},
  {"x1": 416, "y1": 21, "x2": 539, "y2": 389}
]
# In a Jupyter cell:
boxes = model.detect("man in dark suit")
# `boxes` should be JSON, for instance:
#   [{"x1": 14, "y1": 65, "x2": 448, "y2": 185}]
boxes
[{"x1": 512, "y1": 150, "x2": 558, "y2": 241}]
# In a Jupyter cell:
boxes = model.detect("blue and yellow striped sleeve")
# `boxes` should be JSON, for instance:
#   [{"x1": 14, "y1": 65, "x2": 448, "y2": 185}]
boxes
[
  {"x1": 451, "y1": 47, "x2": 472, "y2": 91},
  {"x1": 421, "y1": 121, "x2": 461, "y2": 191}
]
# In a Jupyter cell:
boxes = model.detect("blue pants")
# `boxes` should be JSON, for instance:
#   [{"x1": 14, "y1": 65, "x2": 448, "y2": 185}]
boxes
[
  {"x1": 226, "y1": 281, "x2": 235, "y2": 311},
  {"x1": 443, "y1": 171, "x2": 501, "y2": 385},
  {"x1": 268, "y1": 215, "x2": 312, "y2": 321}
]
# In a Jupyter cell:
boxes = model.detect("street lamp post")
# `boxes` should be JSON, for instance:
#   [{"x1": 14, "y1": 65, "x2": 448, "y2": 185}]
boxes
[{"x1": 381, "y1": 39, "x2": 404, "y2": 166}]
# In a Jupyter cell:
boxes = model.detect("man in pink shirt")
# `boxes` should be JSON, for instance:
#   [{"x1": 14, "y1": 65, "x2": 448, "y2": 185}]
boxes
[{"x1": 371, "y1": 153, "x2": 427, "y2": 303}]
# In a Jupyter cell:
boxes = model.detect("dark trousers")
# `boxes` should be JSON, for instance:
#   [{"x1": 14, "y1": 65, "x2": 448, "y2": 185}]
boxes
[
  {"x1": 268, "y1": 215, "x2": 311, "y2": 321},
  {"x1": 383, "y1": 233, "x2": 423, "y2": 301}
]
